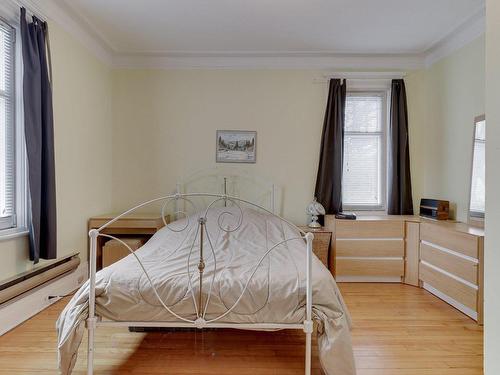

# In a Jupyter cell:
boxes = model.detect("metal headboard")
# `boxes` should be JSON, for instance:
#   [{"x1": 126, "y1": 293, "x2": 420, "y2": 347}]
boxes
[{"x1": 175, "y1": 169, "x2": 280, "y2": 217}]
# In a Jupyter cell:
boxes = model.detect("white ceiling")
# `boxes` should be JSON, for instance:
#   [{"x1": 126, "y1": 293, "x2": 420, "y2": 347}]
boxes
[
  {"x1": 22, "y1": 0, "x2": 482, "y2": 69},
  {"x1": 60, "y1": 0, "x2": 484, "y2": 55}
]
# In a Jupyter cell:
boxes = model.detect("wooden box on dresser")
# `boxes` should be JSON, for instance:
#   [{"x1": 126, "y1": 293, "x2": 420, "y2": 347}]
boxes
[{"x1": 418, "y1": 220, "x2": 484, "y2": 323}]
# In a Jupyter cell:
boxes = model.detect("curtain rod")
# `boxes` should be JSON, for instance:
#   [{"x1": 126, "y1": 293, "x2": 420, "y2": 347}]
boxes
[
  {"x1": 10, "y1": 0, "x2": 48, "y2": 22},
  {"x1": 324, "y1": 71, "x2": 406, "y2": 79},
  {"x1": 313, "y1": 71, "x2": 406, "y2": 83}
]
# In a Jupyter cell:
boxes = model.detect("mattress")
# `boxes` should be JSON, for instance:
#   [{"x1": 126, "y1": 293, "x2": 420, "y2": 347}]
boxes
[{"x1": 56, "y1": 206, "x2": 356, "y2": 374}]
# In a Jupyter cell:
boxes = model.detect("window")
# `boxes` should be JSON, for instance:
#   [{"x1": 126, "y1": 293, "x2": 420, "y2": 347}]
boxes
[
  {"x1": 0, "y1": 18, "x2": 16, "y2": 231},
  {"x1": 0, "y1": 14, "x2": 25, "y2": 235},
  {"x1": 343, "y1": 92, "x2": 387, "y2": 210},
  {"x1": 469, "y1": 116, "x2": 485, "y2": 219}
]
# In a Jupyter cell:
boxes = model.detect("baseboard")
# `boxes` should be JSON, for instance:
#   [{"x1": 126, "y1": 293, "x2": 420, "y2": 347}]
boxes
[{"x1": 0, "y1": 261, "x2": 88, "y2": 336}]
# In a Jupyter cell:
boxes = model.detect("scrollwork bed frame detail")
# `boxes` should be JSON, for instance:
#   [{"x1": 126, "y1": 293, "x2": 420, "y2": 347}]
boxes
[{"x1": 86, "y1": 193, "x2": 314, "y2": 375}]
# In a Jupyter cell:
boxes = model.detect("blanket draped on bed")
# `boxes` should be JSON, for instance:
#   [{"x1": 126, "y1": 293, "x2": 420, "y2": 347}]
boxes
[{"x1": 56, "y1": 207, "x2": 356, "y2": 374}]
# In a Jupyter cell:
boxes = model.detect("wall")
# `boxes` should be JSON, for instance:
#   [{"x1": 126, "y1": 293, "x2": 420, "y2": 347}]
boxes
[
  {"x1": 484, "y1": 0, "x2": 500, "y2": 373},
  {"x1": 112, "y1": 37, "x2": 485, "y2": 224},
  {"x1": 111, "y1": 69, "x2": 326, "y2": 223},
  {"x1": 0, "y1": 21, "x2": 113, "y2": 280},
  {"x1": 404, "y1": 69, "x2": 427, "y2": 213},
  {"x1": 405, "y1": 36, "x2": 485, "y2": 221}
]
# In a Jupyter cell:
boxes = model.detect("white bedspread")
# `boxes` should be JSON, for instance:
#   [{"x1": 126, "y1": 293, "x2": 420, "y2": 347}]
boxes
[{"x1": 56, "y1": 207, "x2": 356, "y2": 374}]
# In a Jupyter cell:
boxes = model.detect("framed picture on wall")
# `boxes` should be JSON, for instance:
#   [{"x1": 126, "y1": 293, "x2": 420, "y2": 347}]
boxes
[{"x1": 216, "y1": 130, "x2": 257, "y2": 163}]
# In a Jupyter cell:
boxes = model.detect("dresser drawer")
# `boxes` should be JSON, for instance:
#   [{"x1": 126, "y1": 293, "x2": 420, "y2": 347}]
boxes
[
  {"x1": 420, "y1": 242, "x2": 478, "y2": 285},
  {"x1": 420, "y1": 262, "x2": 477, "y2": 311},
  {"x1": 420, "y1": 222, "x2": 479, "y2": 258},
  {"x1": 335, "y1": 220, "x2": 404, "y2": 239},
  {"x1": 336, "y1": 258, "x2": 404, "y2": 277},
  {"x1": 336, "y1": 239, "x2": 404, "y2": 257}
]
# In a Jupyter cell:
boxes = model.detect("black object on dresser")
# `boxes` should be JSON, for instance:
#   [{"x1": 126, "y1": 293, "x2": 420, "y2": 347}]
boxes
[{"x1": 419, "y1": 198, "x2": 450, "y2": 220}]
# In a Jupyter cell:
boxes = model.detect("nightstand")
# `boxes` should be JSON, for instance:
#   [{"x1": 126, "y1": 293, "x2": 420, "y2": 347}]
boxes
[
  {"x1": 88, "y1": 213, "x2": 170, "y2": 270},
  {"x1": 298, "y1": 226, "x2": 334, "y2": 275}
]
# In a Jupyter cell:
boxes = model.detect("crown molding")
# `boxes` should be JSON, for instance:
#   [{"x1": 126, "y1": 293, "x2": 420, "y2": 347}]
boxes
[
  {"x1": 424, "y1": 6, "x2": 485, "y2": 67},
  {"x1": 55, "y1": 0, "x2": 116, "y2": 55},
  {"x1": 4, "y1": 0, "x2": 114, "y2": 66},
  {"x1": 112, "y1": 51, "x2": 425, "y2": 70},
  {"x1": 36, "y1": 0, "x2": 114, "y2": 65},
  {"x1": 1, "y1": 0, "x2": 485, "y2": 70}
]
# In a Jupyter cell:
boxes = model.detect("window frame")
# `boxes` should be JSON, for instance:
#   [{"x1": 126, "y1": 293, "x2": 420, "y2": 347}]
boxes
[
  {"x1": 468, "y1": 114, "x2": 485, "y2": 226},
  {"x1": 0, "y1": 13, "x2": 27, "y2": 238},
  {"x1": 342, "y1": 89, "x2": 389, "y2": 212}
]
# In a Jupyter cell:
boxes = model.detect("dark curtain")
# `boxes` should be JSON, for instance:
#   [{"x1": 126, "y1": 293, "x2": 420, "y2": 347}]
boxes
[
  {"x1": 314, "y1": 79, "x2": 346, "y2": 214},
  {"x1": 20, "y1": 7, "x2": 57, "y2": 263},
  {"x1": 388, "y1": 79, "x2": 413, "y2": 215}
]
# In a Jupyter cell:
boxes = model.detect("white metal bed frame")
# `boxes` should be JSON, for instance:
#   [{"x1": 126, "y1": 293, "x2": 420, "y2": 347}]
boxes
[{"x1": 86, "y1": 190, "x2": 314, "y2": 375}]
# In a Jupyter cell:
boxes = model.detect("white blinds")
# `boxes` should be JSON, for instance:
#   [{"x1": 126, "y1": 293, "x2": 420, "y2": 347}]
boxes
[
  {"x1": 0, "y1": 18, "x2": 16, "y2": 230},
  {"x1": 470, "y1": 119, "x2": 485, "y2": 216},
  {"x1": 343, "y1": 93, "x2": 385, "y2": 209}
]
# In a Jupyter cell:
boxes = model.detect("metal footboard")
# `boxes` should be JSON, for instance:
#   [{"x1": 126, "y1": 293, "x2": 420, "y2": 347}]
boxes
[{"x1": 86, "y1": 192, "x2": 314, "y2": 375}]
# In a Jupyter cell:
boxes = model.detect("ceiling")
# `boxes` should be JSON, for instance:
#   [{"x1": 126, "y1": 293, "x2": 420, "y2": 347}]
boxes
[
  {"x1": 45, "y1": 0, "x2": 486, "y2": 68},
  {"x1": 60, "y1": 0, "x2": 484, "y2": 54}
]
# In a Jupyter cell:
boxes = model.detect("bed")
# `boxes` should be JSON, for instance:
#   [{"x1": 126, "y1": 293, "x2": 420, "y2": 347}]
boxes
[{"x1": 56, "y1": 180, "x2": 355, "y2": 375}]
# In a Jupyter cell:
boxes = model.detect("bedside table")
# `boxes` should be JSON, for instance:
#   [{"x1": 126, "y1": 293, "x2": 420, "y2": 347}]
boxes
[
  {"x1": 88, "y1": 213, "x2": 170, "y2": 270},
  {"x1": 298, "y1": 226, "x2": 333, "y2": 275}
]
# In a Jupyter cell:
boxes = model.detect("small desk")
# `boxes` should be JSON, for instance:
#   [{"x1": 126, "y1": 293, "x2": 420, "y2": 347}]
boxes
[
  {"x1": 88, "y1": 213, "x2": 170, "y2": 270},
  {"x1": 298, "y1": 226, "x2": 333, "y2": 275}
]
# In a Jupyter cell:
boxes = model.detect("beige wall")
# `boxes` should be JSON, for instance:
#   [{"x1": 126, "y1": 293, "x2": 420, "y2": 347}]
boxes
[
  {"x1": 406, "y1": 36, "x2": 485, "y2": 221},
  {"x1": 485, "y1": 1, "x2": 500, "y2": 373},
  {"x1": 0, "y1": 21, "x2": 113, "y2": 280},
  {"x1": 111, "y1": 69, "x2": 326, "y2": 223},
  {"x1": 112, "y1": 38, "x2": 484, "y2": 224},
  {"x1": 405, "y1": 69, "x2": 428, "y2": 213}
]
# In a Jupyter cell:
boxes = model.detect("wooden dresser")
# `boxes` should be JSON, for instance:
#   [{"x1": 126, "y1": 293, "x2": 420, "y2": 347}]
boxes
[
  {"x1": 331, "y1": 216, "x2": 414, "y2": 282},
  {"x1": 325, "y1": 215, "x2": 484, "y2": 323},
  {"x1": 418, "y1": 220, "x2": 484, "y2": 323}
]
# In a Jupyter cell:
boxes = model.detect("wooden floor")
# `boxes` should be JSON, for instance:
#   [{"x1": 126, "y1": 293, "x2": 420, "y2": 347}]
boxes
[{"x1": 0, "y1": 283, "x2": 483, "y2": 374}]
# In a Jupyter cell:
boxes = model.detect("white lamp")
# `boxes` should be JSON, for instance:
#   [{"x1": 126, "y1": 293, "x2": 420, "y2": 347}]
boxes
[{"x1": 306, "y1": 197, "x2": 326, "y2": 228}]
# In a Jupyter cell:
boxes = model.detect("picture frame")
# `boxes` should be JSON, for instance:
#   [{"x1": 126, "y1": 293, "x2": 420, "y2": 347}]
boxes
[{"x1": 216, "y1": 130, "x2": 257, "y2": 163}]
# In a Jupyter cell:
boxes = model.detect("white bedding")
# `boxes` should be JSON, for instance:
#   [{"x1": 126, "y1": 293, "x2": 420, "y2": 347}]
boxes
[{"x1": 56, "y1": 207, "x2": 356, "y2": 374}]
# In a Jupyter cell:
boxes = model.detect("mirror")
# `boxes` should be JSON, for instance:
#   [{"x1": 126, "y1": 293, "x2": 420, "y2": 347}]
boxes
[{"x1": 468, "y1": 115, "x2": 485, "y2": 226}]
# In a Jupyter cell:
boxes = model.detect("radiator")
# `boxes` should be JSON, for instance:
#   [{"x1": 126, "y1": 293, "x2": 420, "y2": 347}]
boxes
[{"x1": 0, "y1": 253, "x2": 80, "y2": 305}]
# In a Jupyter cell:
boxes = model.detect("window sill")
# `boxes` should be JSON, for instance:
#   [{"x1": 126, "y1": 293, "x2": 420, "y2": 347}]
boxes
[
  {"x1": 343, "y1": 208, "x2": 387, "y2": 214},
  {"x1": 0, "y1": 227, "x2": 29, "y2": 242}
]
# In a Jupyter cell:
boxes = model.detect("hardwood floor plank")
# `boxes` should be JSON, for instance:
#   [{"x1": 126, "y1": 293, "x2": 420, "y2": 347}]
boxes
[{"x1": 0, "y1": 283, "x2": 483, "y2": 374}]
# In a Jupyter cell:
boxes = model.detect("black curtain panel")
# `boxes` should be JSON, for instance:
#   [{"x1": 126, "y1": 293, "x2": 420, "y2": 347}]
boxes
[
  {"x1": 314, "y1": 79, "x2": 346, "y2": 214},
  {"x1": 20, "y1": 7, "x2": 57, "y2": 263},
  {"x1": 388, "y1": 79, "x2": 414, "y2": 215}
]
